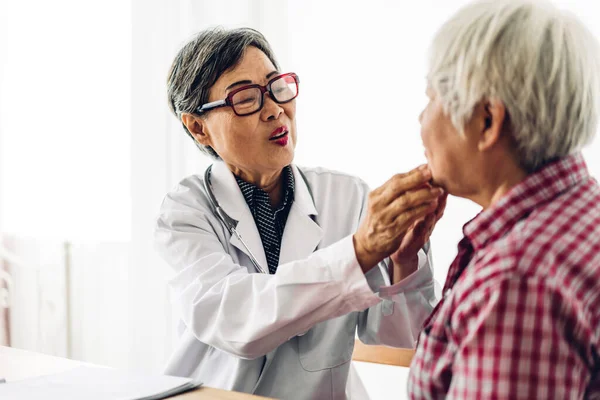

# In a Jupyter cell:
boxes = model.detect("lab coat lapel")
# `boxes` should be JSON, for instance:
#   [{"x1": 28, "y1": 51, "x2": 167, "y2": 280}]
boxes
[
  {"x1": 279, "y1": 165, "x2": 323, "y2": 264},
  {"x1": 256, "y1": 165, "x2": 323, "y2": 385},
  {"x1": 209, "y1": 162, "x2": 268, "y2": 272}
]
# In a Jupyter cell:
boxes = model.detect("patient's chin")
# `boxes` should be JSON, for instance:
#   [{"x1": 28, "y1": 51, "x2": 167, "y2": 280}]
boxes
[{"x1": 431, "y1": 175, "x2": 451, "y2": 193}]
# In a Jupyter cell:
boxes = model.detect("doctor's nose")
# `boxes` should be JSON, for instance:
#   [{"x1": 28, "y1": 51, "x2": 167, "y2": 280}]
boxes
[{"x1": 261, "y1": 95, "x2": 284, "y2": 121}]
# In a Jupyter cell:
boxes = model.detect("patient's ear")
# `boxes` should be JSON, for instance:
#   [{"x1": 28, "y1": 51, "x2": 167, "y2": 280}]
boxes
[
  {"x1": 181, "y1": 113, "x2": 212, "y2": 147},
  {"x1": 477, "y1": 99, "x2": 506, "y2": 152}
]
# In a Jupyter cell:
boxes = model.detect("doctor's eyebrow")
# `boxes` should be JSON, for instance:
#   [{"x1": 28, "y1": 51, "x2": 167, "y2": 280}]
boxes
[
  {"x1": 225, "y1": 71, "x2": 280, "y2": 91},
  {"x1": 226, "y1": 80, "x2": 252, "y2": 91},
  {"x1": 265, "y1": 70, "x2": 279, "y2": 79}
]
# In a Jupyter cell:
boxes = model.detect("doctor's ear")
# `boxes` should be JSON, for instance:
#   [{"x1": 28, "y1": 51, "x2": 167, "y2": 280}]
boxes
[
  {"x1": 477, "y1": 99, "x2": 506, "y2": 152},
  {"x1": 181, "y1": 113, "x2": 212, "y2": 146}
]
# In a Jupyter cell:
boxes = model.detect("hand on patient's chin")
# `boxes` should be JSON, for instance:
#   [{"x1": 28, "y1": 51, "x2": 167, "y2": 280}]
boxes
[{"x1": 353, "y1": 165, "x2": 439, "y2": 273}]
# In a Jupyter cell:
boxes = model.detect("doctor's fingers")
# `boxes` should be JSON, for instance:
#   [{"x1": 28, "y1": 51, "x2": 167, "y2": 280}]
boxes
[
  {"x1": 390, "y1": 201, "x2": 439, "y2": 234},
  {"x1": 434, "y1": 193, "x2": 448, "y2": 222},
  {"x1": 379, "y1": 186, "x2": 443, "y2": 222},
  {"x1": 375, "y1": 167, "x2": 433, "y2": 205}
]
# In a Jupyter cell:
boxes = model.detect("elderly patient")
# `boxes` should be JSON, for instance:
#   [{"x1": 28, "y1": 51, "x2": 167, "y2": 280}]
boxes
[{"x1": 408, "y1": 0, "x2": 600, "y2": 398}]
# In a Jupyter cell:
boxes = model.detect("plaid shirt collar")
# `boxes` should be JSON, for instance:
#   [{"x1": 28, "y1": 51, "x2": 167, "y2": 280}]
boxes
[
  {"x1": 234, "y1": 165, "x2": 295, "y2": 213},
  {"x1": 463, "y1": 153, "x2": 590, "y2": 252}
]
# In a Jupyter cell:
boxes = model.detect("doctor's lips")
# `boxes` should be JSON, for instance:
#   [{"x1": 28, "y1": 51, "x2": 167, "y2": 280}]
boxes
[{"x1": 269, "y1": 125, "x2": 289, "y2": 146}]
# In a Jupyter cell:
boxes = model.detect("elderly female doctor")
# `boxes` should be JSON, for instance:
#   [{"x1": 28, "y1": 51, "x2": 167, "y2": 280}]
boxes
[{"x1": 155, "y1": 27, "x2": 445, "y2": 399}]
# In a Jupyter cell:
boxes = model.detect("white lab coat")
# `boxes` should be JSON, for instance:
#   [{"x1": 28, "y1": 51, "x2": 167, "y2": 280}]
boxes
[{"x1": 154, "y1": 162, "x2": 437, "y2": 400}]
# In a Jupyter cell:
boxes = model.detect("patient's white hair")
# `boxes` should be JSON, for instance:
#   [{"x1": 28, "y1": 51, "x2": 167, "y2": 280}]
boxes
[{"x1": 428, "y1": 0, "x2": 600, "y2": 171}]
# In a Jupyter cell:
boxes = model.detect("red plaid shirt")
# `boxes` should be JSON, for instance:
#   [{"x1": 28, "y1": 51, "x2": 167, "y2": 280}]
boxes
[{"x1": 408, "y1": 153, "x2": 600, "y2": 399}]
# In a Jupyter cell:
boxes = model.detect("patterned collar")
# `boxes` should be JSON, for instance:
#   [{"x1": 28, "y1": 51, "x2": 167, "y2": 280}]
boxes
[
  {"x1": 464, "y1": 153, "x2": 590, "y2": 251},
  {"x1": 234, "y1": 165, "x2": 295, "y2": 213}
]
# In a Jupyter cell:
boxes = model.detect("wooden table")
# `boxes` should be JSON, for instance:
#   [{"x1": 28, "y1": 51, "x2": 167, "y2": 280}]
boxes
[
  {"x1": 351, "y1": 340, "x2": 415, "y2": 367},
  {"x1": 0, "y1": 346, "x2": 271, "y2": 399}
]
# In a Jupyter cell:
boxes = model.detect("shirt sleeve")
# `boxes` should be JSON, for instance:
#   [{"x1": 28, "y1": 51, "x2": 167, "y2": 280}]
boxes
[{"x1": 446, "y1": 276, "x2": 591, "y2": 399}]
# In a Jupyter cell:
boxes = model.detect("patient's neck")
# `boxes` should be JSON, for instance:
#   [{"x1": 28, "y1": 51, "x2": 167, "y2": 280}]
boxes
[{"x1": 471, "y1": 157, "x2": 528, "y2": 210}]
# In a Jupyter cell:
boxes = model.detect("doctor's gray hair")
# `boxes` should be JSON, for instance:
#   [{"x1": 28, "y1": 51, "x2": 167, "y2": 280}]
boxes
[
  {"x1": 167, "y1": 27, "x2": 280, "y2": 159},
  {"x1": 427, "y1": 0, "x2": 600, "y2": 172}
]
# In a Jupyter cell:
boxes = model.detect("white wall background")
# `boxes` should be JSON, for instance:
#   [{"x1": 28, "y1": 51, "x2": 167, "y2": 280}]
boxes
[
  {"x1": 0, "y1": 0, "x2": 133, "y2": 369},
  {"x1": 1, "y1": 0, "x2": 600, "y2": 398}
]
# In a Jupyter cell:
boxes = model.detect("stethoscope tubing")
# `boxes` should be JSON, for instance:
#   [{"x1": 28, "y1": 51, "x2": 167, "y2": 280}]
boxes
[{"x1": 204, "y1": 165, "x2": 269, "y2": 274}]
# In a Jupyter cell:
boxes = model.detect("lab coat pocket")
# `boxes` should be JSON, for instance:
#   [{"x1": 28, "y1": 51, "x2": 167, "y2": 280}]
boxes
[{"x1": 298, "y1": 314, "x2": 356, "y2": 372}]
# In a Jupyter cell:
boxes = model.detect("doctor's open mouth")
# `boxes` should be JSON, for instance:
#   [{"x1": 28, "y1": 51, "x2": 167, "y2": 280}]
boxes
[
  {"x1": 269, "y1": 126, "x2": 289, "y2": 141},
  {"x1": 269, "y1": 126, "x2": 289, "y2": 146}
]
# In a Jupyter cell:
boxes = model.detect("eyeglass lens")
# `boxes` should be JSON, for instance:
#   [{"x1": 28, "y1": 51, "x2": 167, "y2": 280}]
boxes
[{"x1": 231, "y1": 75, "x2": 298, "y2": 115}]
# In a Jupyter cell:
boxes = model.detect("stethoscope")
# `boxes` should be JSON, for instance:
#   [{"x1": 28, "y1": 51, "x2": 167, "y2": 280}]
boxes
[{"x1": 203, "y1": 164, "x2": 316, "y2": 275}]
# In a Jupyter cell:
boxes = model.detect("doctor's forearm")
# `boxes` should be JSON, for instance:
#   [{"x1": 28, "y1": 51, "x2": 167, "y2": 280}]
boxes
[{"x1": 174, "y1": 237, "x2": 382, "y2": 358}]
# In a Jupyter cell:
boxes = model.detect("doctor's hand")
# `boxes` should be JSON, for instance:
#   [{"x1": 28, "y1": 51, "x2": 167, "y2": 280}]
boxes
[
  {"x1": 353, "y1": 165, "x2": 444, "y2": 273},
  {"x1": 388, "y1": 191, "x2": 447, "y2": 283}
]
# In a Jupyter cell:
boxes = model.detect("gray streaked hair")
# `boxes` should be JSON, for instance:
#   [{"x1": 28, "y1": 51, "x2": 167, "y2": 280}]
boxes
[
  {"x1": 428, "y1": 0, "x2": 600, "y2": 172},
  {"x1": 167, "y1": 27, "x2": 280, "y2": 158}
]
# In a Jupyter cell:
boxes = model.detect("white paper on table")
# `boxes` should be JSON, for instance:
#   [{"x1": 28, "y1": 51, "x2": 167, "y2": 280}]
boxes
[{"x1": 0, "y1": 365, "x2": 202, "y2": 400}]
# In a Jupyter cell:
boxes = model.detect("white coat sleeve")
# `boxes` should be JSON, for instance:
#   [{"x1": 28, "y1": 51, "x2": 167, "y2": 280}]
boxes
[
  {"x1": 154, "y1": 185, "x2": 381, "y2": 360},
  {"x1": 356, "y1": 181, "x2": 440, "y2": 348}
]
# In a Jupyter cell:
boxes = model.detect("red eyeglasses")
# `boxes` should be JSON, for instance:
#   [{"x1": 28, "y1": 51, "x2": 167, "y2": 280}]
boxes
[{"x1": 196, "y1": 72, "x2": 300, "y2": 117}]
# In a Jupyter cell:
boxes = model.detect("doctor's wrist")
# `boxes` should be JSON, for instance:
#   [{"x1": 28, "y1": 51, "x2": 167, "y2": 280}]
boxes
[
  {"x1": 352, "y1": 234, "x2": 385, "y2": 273},
  {"x1": 389, "y1": 255, "x2": 419, "y2": 284}
]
